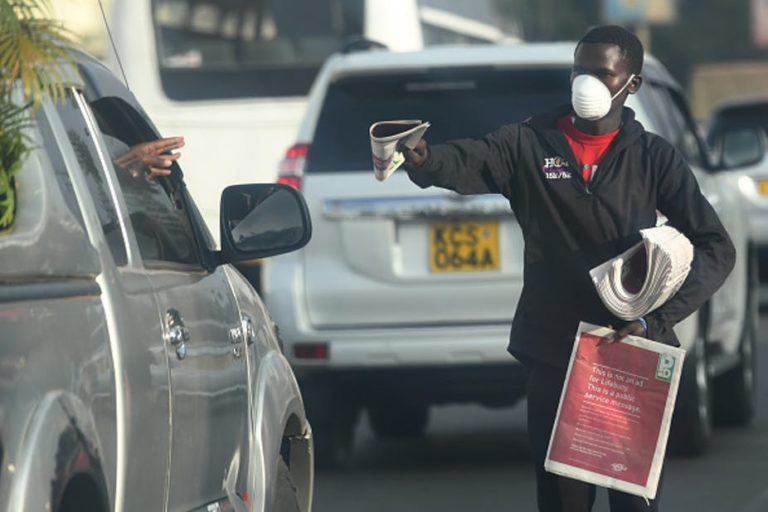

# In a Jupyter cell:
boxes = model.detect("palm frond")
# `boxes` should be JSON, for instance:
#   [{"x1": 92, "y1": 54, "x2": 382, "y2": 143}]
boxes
[
  {"x1": 0, "y1": 0, "x2": 74, "y2": 107},
  {"x1": 0, "y1": 0, "x2": 73, "y2": 230},
  {"x1": 0, "y1": 98, "x2": 29, "y2": 229}
]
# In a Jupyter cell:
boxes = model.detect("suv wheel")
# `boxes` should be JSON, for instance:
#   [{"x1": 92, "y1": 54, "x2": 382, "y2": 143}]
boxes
[
  {"x1": 669, "y1": 331, "x2": 711, "y2": 456},
  {"x1": 368, "y1": 401, "x2": 430, "y2": 439},
  {"x1": 302, "y1": 380, "x2": 360, "y2": 469},
  {"x1": 273, "y1": 459, "x2": 300, "y2": 512},
  {"x1": 713, "y1": 250, "x2": 758, "y2": 426}
]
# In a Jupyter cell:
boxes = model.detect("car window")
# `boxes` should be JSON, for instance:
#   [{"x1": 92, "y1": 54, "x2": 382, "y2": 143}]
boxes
[
  {"x1": 663, "y1": 88, "x2": 706, "y2": 168},
  {"x1": 54, "y1": 92, "x2": 128, "y2": 266},
  {"x1": 643, "y1": 83, "x2": 705, "y2": 167},
  {"x1": 637, "y1": 82, "x2": 676, "y2": 142},
  {"x1": 307, "y1": 66, "x2": 572, "y2": 173},
  {"x1": 36, "y1": 107, "x2": 86, "y2": 230},
  {"x1": 625, "y1": 91, "x2": 661, "y2": 136},
  {"x1": 87, "y1": 98, "x2": 202, "y2": 268},
  {"x1": 707, "y1": 103, "x2": 768, "y2": 146}
]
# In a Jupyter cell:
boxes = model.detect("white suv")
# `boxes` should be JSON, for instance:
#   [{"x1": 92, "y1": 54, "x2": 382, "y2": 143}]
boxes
[{"x1": 263, "y1": 43, "x2": 758, "y2": 466}]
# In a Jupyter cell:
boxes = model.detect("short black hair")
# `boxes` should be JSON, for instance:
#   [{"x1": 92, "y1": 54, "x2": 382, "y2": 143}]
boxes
[{"x1": 577, "y1": 25, "x2": 644, "y2": 75}]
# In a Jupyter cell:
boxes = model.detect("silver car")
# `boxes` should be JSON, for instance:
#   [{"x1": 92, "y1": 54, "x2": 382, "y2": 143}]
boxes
[
  {"x1": 705, "y1": 97, "x2": 768, "y2": 277},
  {"x1": 0, "y1": 51, "x2": 313, "y2": 511},
  {"x1": 265, "y1": 43, "x2": 758, "y2": 466}
]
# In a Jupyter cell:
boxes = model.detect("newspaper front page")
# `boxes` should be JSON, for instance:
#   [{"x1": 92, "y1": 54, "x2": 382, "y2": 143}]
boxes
[{"x1": 544, "y1": 322, "x2": 685, "y2": 500}]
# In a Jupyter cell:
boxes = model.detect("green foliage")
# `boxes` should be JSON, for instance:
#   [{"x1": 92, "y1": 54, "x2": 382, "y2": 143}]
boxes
[
  {"x1": 0, "y1": 102, "x2": 29, "y2": 228},
  {"x1": 0, "y1": 0, "x2": 72, "y2": 230},
  {"x1": 0, "y1": 0, "x2": 73, "y2": 107}
]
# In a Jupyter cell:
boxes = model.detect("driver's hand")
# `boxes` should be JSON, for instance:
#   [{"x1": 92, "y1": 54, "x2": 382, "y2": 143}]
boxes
[{"x1": 114, "y1": 136, "x2": 185, "y2": 180}]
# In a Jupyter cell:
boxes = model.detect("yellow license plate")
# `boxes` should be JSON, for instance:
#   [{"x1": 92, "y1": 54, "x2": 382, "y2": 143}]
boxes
[
  {"x1": 758, "y1": 180, "x2": 768, "y2": 196},
  {"x1": 429, "y1": 222, "x2": 500, "y2": 272}
]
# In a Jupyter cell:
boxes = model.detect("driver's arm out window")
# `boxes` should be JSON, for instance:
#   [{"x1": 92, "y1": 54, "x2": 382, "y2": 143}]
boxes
[{"x1": 88, "y1": 98, "x2": 201, "y2": 267}]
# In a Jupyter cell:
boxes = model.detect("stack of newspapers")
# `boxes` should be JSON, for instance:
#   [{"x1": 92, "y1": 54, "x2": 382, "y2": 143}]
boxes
[{"x1": 590, "y1": 226, "x2": 694, "y2": 321}]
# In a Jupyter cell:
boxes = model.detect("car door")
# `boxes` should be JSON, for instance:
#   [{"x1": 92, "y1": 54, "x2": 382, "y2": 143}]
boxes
[
  {"x1": 83, "y1": 94, "x2": 250, "y2": 510},
  {"x1": 45, "y1": 88, "x2": 172, "y2": 510}
]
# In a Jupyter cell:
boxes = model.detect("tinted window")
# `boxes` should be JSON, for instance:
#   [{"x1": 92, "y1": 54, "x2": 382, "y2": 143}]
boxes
[
  {"x1": 89, "y1": 98, "x2": 201, "y2": 267},
  {"x1": 55, "y1": 93, "x2": 128, "y2": 266},
  {"x1": 642, "y1": 83, "x2": 704, "y2": 167},
  {"x1": 36, "y1": 108, "x2": 86, "y2": 229},
  {"x1": 708, "y1": 103, "x2": 768, "y2": 146},
  {"x1": 308, "y1": 67, "x2": 571, "y2": 173},
  {"x1": 638, "y1": 83, "x2": 676, "y2": 141},
  {"x1": 153, "y1": 0, "x2": 364, "y2": 99},
  {"x1": 664, "y1": 88, "x2": 706, "y2": 168}
]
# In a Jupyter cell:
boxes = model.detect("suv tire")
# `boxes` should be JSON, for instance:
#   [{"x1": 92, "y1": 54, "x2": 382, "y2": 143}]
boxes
[
  {"x1": 368, "y1": 401, "x2": 430, "y2": 439},
  {"x1": 301, "y1": 380, "x2": 359, "y2": 469},
  {"x1": 273, "y1": 459, "x2": 300, "y2": 512},
  {"x1": 713, "y1": 250, "x2": 758, "y2": 426},
  {"x1": 669, "y1": 330, "x2": 711, "y2": 456}
]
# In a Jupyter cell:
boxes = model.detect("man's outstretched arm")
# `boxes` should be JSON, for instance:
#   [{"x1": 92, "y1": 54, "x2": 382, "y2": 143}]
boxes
[{"x1": 402, "y1": 125, "x2": 519, "y2": 197}]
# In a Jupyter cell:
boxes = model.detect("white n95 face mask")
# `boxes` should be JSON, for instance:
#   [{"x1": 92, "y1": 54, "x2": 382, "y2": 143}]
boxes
[{"x1": 571, "y1": 73, "x2": 635, "y2": 121}]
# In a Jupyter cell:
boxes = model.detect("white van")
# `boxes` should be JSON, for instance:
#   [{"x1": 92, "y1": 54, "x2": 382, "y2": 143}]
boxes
[{"x1": 108, "y1": 0, "x2": 510, "y2": 239}]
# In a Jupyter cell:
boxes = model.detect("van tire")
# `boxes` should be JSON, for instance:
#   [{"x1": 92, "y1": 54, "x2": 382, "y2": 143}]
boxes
[
  {"x1": 669, "y1": 332, "x2": 711, "y2": 456},
  {"x1": 713, "y1": 250, "x2": 758, "y2": 426},
  {"x1": 273, "y1": 459, "x2": 300, "y2": 512},
  {"x1": 368, "y1": 402, "x2": 429, "y2": 439}
]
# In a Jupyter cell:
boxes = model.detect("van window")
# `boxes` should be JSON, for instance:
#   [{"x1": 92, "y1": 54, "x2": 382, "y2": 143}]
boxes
[
  {"x1": 153, "y1": 0, "x2": 365, "y2": 99},
  {"x1": 307, "y1": 66, "x2": 571, "y2": 173}
]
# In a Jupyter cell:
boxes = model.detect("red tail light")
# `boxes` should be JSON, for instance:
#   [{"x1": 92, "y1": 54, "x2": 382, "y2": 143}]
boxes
[
  {"x1": 278, "y1": 143, "x2": 309, "y2": 190},
  {"x1": 294, "y1": 343, "x2": 329, "y2": 360}
]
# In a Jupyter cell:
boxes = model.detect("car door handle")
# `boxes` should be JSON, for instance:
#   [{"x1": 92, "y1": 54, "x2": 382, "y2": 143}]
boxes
[
  {"x1": 228, "y1": 315, "x2": 255, "y2": 359},
  {"x1": 165, "y1": 308, "x2": 190, "y2": 360}
]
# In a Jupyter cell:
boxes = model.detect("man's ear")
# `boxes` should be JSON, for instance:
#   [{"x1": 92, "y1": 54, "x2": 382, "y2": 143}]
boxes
[{"x1": 628, "y1": 75, "x2": 643, "y2": 94}]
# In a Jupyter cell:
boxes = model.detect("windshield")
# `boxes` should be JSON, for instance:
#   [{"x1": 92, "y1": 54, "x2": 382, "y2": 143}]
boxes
[
  {"x1": 307, "y1": 66, "x2": 572, "y2": 173},
  {"x1": 152, "y1": 0, "x2": 365, "y2": 100}
]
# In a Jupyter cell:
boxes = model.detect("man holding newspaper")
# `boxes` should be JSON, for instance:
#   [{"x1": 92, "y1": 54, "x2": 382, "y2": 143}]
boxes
[{"x1": 399, "y1": 26, "x2": 735, "y2": 512}]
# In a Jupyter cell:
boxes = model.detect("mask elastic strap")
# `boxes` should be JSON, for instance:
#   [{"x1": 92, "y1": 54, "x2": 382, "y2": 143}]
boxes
[{"x1": 610, "y1": 74, "x2": 636, "y2": 100}]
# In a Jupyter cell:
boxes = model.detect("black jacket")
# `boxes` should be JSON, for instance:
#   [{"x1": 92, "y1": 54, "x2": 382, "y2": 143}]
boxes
[{"x1": 406, "y1": 106, "x2": 736, "y2": 368}]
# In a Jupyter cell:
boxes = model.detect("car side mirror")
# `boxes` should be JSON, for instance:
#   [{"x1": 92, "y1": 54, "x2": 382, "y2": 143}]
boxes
[
  {"x1": 220, "y1": 183, "x2": 312, "y2": 263},
  {"x1": 716, "y1": 126, "x2": 767, "y2": 170}
]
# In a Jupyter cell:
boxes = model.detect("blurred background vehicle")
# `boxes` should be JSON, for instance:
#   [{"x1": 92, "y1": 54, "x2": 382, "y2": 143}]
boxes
[
  {"x1": 103, "y1": 0, "x2": 514, "y2": 242},
  {"x1": 0, "y1": 49, "x2": 314, "y2": 511},
  {"x1": 263, "y1": 42, "x2": 759, "y2": 467},
  {"x1": 705, "y1": 97, "x2": 768, "y2": 280}
]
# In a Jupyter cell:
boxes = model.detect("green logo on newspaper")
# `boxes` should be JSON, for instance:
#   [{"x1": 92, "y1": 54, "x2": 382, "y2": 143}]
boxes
[{"x1": 656, "y1": 354, "x2": 676, "y2": 382}]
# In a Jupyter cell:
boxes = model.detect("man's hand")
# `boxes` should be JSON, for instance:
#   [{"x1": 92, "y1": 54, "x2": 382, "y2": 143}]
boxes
[
  {"x1": 401, "y1": 139, "x2": 428, "y2": 167},
  {"x1": 612, "y1": 320, "x2": 647, "y2": 342},
  {"x1": 114, "y1": 136, "x2": 185, "y2": 180}
]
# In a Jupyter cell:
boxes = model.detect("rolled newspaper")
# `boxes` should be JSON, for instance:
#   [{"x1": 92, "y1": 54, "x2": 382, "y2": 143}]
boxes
[
  {"x1": 369, "y1": 120, "x2": 430, "y2": 181},
  {"x1": 590, "y1": 226, "x2": 694, "y2": 321}
]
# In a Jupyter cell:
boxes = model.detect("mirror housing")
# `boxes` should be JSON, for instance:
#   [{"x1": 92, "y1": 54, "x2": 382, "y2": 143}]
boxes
[
  {"x1": 220, "y1": 183, "x2": 312, "y2": 263},
  {"x1": 714, "y1": 125, "x2": 767, "y2": 170}
]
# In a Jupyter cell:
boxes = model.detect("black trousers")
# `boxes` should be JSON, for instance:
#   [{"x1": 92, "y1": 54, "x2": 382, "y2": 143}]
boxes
[{"x1": 526, "y1": 362, "x2": 662, "y2": 512}]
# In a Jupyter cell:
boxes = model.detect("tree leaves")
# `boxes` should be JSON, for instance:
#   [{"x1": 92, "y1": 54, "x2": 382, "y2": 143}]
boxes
[
  {"x1": 0, "y1": 101, "x2": 29, "y2": 228},
  {"x1": 0, "y1": 0, "x2": 74, "y2": 107},
  {"x1": 0, "y1": 0, "x2": 72, "y2": 230}
]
